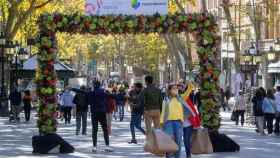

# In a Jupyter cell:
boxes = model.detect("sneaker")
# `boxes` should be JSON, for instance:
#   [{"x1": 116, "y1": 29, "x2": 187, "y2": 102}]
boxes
[
  {"x1": 128, "y1": 140, "x2": 137, "y2": 144},
  {"x1": 104, "y1": 146, "x2": 113, "y2": 152},
  {"x1": 92, "y1": 147, "x2": 97, "y2": 153}
]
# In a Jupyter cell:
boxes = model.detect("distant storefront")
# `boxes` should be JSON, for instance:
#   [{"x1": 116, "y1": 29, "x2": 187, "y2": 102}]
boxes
[{"x1": 268, "y1": 61, "x2": 280, "y2": 87}]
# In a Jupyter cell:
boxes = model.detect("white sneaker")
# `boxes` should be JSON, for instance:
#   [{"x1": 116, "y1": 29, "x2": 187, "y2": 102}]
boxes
[
  {"x1": 92, "y1": 147, "x2": 97, "y2": 153},
  {"x1": 104, "y1": 146, "x2": 113, "y2": 152}
]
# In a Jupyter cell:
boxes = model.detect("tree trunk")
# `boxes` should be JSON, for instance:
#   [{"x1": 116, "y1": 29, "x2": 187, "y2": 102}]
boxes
[
  {"x1": 245, "y1": 0, "x2": 269, "y2": 88},
  {"x1": 222, "y1": 0, "x2": 241, "y2": 71},
  {"x1": 200, "y1": 0, "x2": 207, "y2": 12},
  {"x1": 173, "y1": 0, "x2": 193, "y2": 73},
  {"x1": 4, "y1": 0, "x2": 54, "y2": 40},
  {"x1": 163, "y1": 35, "x2": 185, "y2": 78}
]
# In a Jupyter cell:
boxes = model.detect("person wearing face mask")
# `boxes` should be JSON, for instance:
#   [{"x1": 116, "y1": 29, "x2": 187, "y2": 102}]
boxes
[{"x1": 160, "y1": 84, "x2": 192, "y2": 158}]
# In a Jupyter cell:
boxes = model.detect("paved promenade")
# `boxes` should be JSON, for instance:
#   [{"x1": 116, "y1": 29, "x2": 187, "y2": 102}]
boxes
[{"x1": 0, "y1": 112, "x2": 279, "y2": 158}]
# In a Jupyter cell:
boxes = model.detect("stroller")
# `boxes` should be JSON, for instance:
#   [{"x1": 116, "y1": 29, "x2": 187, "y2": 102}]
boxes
[{"x1": 9, "y1": 105, "x2": 21, "y2": 123}]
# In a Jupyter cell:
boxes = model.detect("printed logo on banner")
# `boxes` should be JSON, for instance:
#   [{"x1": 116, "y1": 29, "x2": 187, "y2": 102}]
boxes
[
  {"x1": 85, "y1": 0, "x2": 103, "y2": 15},
  {"x1": 131, "y1": 0, "x2": 140, "y2": 9}
]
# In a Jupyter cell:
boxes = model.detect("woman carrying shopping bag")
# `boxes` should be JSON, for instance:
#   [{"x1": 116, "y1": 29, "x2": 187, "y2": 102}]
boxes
[
  {"x1": 181, "y1": 83, "x2": 201, "y2": 158},
  {"x1": 160, "y1": 84, "x2": 193, "y2": 158}
]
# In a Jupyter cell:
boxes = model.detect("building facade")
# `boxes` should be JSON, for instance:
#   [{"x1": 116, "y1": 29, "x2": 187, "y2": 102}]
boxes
[{"x1": 186, "y1": 0, "x2": 280, "y2": 89}]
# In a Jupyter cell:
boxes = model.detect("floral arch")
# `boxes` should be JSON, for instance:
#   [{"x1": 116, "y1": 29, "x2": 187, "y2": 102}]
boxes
[{"x1": 36, "y1": 13, "x2": 221, "y2": 134}]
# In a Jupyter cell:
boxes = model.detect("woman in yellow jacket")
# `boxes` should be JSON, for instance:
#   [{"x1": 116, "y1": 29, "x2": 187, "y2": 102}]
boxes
[{"x1": 160, "y1": 84, "x2": 192, "y2": 158}]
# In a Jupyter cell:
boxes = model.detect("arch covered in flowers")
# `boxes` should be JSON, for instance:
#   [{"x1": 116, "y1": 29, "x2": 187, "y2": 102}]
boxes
[{"x1": 36, "y1": 13, "x2": 221, "y2": 134}]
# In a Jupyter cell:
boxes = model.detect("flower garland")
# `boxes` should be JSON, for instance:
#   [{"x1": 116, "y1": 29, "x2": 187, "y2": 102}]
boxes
[{"x1": 36, "y1": 12, "x2": 221, "y2": 134}]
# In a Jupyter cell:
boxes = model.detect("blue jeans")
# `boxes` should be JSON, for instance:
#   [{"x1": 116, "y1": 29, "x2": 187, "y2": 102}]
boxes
[
  {"x1": 183, "y1": 126, "x2": 193, "y2": 157},
  {"x1": 114, "y1": 104, "x2": 124, "y2": 121},
  {"x1": 130, "y1": 113, "x2": 145, "y2": 140},
  {"x1": 118, "y1": 105, "x2": 124, "y2": 121},
  {"x1": 163, "y1": 120, "x2": 183, "y2": 158}
]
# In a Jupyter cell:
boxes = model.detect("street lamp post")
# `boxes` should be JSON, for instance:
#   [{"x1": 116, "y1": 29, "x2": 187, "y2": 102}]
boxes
[
  {"x1": 16, "y1": 47, "x2": 28, "y2": 87},
  {"x1": 0, "y1": 32, "x2": 6, "y2": 98},
  {"x1": 167, "y1": 58, "x2": 171, "y2": 82},
  {"x1": 242, "y1": 43, "x2": 261, "y2": 87},
  {"x1": 248, "y1": 44, "x2": 256, "y2": 86}
]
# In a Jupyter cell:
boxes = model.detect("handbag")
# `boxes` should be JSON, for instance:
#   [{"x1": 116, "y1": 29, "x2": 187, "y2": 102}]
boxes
[
  {"x1": 144, "y1": 129, "x2": 178, "y2": 156},
  {"x1": 230, "y1": 111, "x2": 237, "y2": 121},
  {"x1": 191, "y1": 128, "x2": 213, "y2": 155}
]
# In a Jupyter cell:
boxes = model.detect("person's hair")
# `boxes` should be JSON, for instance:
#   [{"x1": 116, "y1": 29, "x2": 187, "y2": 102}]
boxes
[
  {"x1": 259, "y1": 87, "x2": 266, "y2": 97},
  {"x1": 94, "y1": 81, "x2": 101, "y2": 88},
  {"x1": 134, "y1": 83, "x2": 143, "y2": 89},
  {"x1": 255, "y1": 89, "x2": 263, "y2": 99},
  {"x1": 266, "y1": 89, "x2": 275, "y2": 100},
  {"x1": 277, "y1": 86, "x2": 280, "y2": 92},
  {"x1": 80, "y1": 85, "x2": 86, "y2": 90},
  {"x1": 167, "y1": 84, "x2": 177, "y2": 96},
  {"x1": 145, "y1": 75, "x2": 153, "y2": 84},
  {"x1": 24, "y1": 90, "x2": 31, "y2": 96}
]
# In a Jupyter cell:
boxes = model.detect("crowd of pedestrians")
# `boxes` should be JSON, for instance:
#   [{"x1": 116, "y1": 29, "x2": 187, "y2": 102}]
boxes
[
  {"x1": 57, "y1": 76, "x2": 200, "y2": 157},
  {"x1": 251, "y1": 86, "x2": 280, "y2": 136},
  {"x1": 6, "y1": 74, "x2": 280, "y2": 158},
  {"x1": 230, "y1": 85, "x2": 280, "y2": 136}
]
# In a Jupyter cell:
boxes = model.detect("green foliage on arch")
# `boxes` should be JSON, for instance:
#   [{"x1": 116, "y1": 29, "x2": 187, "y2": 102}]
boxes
[{"x1": 36, "y1": 12, "x2": 221, "y2": 134}]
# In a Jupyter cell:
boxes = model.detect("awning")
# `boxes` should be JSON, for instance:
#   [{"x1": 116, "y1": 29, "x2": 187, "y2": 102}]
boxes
[
  {"x1": 14, "y1": 55, "x2": 75, "y2": 79},
  {"x1": 23, "y1": 55, "x2": 74, "y2": 71},
  {"x1": 268, "y1": 61, "x2": 280, "y2": 73}
]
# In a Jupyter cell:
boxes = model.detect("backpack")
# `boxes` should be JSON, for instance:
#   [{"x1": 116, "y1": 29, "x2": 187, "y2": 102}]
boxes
[{"x1": 255, "y1": 100, "x2": 263, "y2": 115}]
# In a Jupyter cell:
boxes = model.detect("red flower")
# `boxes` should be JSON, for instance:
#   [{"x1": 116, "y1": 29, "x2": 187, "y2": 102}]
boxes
[
  {"x1": 48, "y1": 48, "x2": 56, "y2": 54},
  {"x1": 84, "y1": 21, "x2": 91, "y2": 28},
  {"x1": 48, "y1": 60, "x2": 54, "y2": 65},
  {"x1": 44, "y1": 70, "x2": 49, "y2": 75},
  {"x1": 48, "y1": 80, "x2": 56, "y2": 86},
  {"x1": 54, "y1": 15, "x2": 62, "y2": 23}
]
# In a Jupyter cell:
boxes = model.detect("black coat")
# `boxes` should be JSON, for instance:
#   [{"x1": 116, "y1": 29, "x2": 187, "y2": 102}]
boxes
[
  {"x1": 129, "y1": 90, "x2": 144, "y2": 115},
  {"x1": 88, "y1": 88, "x2": 108, "y2": 113},
  {"x1": 73, "y1": 92, "x2": 88, "y2": 112},
  {"x1": 252, "y1": 96, "x2": 264, "y2": 116},
  {"x1": 9, "y1": 91, "x2": 22, "y2": 106}
]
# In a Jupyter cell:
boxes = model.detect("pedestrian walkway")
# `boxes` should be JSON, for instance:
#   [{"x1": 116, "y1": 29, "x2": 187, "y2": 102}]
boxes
[{"x1": 0, "y1": 112, "x2": 279, "y2": 158}]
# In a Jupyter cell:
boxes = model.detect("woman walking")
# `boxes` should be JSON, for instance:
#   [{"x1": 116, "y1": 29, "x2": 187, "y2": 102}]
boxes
[
  {"x1": 252, "y1": 89, "x2": 265, "y2": 135},
  {"x1": 262, "y1": 89, "x2": 276, "y2": 135},
  {"x1": 160, "y1": 84, "x2": 192, "y2": 158},
  {"x1": 61, "y1": 87, "x2": 75, "y2": 125},
  {"x1": 23, "y1": 90, "x2": 32, "y2": 122},
  {"x1": 234, "y1": 91, "x2": 246, "y2": 126},
  {"x1": 182, "y1": 83, "x2": 200, "y2": 158}
]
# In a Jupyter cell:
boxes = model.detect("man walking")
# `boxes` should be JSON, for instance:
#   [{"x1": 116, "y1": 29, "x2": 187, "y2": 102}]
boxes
[
  {"x1": 128, "y1": 83, "x2": 145, "y2": 144},
  {"x1": 88, "y1": 81, "x2": 113, "y2": 152},
  {"x1": 274, "y1": 86, "x2": 280, "y2": 135},
  {"x1": 141, "y1": 75, "x2": 163, "y2": 134},
  {"x1": 73, "y1": 86, "x2": 88, "y2": 135},
  {"x1": 9, "y1": 87, "x2": 22, "y2": 122}
]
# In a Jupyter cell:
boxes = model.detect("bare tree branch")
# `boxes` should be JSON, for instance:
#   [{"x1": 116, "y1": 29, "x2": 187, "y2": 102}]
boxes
[
  {"x1": 35, "y1": 0, "x2": 53, "y2": 9},
  {"x1": 221, "y1": 0, "x2": 241, "y2": 70}
]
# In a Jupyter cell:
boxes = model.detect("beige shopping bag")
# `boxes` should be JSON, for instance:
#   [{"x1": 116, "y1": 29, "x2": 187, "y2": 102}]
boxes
[
  {"x1": 191, "y1": 128, "x2": 213, "y2": 155},
  {"x1": 144, "y1": 129, "x2": 178, "y2": 157}
]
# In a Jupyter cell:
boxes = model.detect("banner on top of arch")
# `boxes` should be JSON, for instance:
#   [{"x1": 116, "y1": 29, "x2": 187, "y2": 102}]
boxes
[{"x1": 85, "y1": 0, "x2": 168, "y2": 16}]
